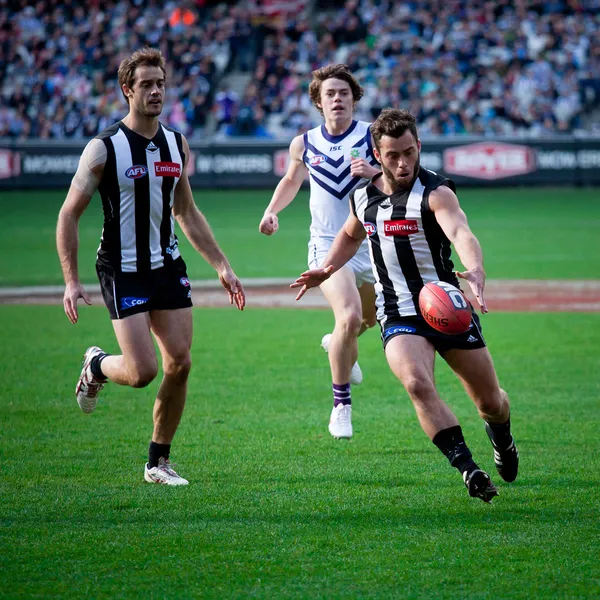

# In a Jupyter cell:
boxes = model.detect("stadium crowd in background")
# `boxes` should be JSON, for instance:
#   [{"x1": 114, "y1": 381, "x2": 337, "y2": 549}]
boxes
[{"x1": 1, "y1": 0, "x2": 599, "y2": 140}]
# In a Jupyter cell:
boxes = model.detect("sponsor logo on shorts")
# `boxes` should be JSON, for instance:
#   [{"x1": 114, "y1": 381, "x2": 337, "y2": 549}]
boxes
[
  {"x1": 187, "y1": 290, "x2": 192, "y2": 298},
  {"x1": 125, "y1": 165, "x2": 148, "y2": 179},
  {"x1": 165, "y1": 240, "x2": 179, "y2": 255},
  {"x1": 467, "y1": 335, "x2": 478, "y2": 342},
  {"x1": 155, "y1": 162, "x2": 181, "y2": 177},
  {"x1": 121, "y1": 296, "x2": 149, "y2": 310},
  {"x1": 309, "y1": 155, "x2": 326, "y2": 166},
  {"x1": 384, "y1": 325, "x2": 416, "y2": 338},
  {"x1": 384, "y1": 219, "x2": 418, "y2": 236},
  {"x1": 180, "y1": 277, "x2": 190, "y2": 287},
  {"x1": 364, "y1": 222, "x2": 377, "y2": 236}
]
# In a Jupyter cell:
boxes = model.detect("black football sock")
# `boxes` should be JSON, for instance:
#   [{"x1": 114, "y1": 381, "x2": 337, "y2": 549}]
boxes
[
  {"x1": 90, "y1": 353, "x2": 109, "y2": 381},
  {"x1": 148, "y1": 441, "x2": 171, "y2": 469},
  {"x1": 432, "y1": 425, "x2": 478, "y2": 476},
  {"x1": 486, "y1": 416, "x2": 513, "y2": 449}
]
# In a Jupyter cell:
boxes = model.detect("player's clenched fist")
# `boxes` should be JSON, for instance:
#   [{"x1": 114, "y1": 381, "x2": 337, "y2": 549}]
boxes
[{"x1": 259, "y1": 212, "x2": 279, "y2": 235}]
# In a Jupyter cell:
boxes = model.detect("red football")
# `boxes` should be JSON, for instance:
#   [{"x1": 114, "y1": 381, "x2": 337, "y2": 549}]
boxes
[{"x1": 419, "y1": 281, "x2": 472, "y2": 335}]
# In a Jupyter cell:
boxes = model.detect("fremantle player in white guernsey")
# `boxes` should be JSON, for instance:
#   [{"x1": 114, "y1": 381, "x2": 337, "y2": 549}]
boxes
[
  {"x1": 259, "y1": 65, "x2": 380, "y2": 439},
  {"x1": 56, "y1": 48, "x2": 245, "y2": 486},
  {"x1": 292, "y1": 109, "x2": 519, "y2": 503}
]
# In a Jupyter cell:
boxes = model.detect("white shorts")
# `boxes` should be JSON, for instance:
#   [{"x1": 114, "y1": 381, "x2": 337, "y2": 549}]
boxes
[{"x1": 308, "y1": 237, "x2": 375, "y2": 287}]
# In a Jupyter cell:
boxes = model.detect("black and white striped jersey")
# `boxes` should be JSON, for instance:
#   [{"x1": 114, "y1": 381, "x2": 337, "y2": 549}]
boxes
[
  {"x1": 96, "y1": 121, "x2": 186, "y2": 273},
  {"x1": 350, "y1": 168, "x2": 460, "y2": 324}
]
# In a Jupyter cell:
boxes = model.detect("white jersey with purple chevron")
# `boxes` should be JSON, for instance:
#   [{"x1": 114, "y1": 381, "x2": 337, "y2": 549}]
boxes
[{"x1": 303, "y1": 120, "x2": 378, "y2": 239}]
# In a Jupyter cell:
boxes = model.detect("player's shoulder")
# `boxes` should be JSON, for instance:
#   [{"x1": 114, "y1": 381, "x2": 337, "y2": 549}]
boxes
[
  {"x1": 95, "y1": 121, "x2": 121, "y2": 141},
  {"x1": 350, "y1": 178, "x2": 370, "y2": 203},
  {"x1": 419, "y1": 168, "x2": 457, "y2": 194}
]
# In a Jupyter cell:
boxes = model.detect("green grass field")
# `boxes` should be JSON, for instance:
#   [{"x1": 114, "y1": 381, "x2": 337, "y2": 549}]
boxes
[
  {"x1": 1, "y1": 307, "x2": 599, "y2": 599},
  {"x1": 0, "y1": 187, "x2": 599, "y2": 286},
  {"x1": 1, "y1": 187, "x2": 599, "y2": 598}
]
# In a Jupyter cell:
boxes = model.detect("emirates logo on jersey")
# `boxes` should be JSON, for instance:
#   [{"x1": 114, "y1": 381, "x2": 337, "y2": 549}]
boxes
[
  {"x1": 384, "y1": 219, "x2": 419, "y2": 236},
  {"x1": 155, "y1": 162, "x2": 181, "y2": 177}
]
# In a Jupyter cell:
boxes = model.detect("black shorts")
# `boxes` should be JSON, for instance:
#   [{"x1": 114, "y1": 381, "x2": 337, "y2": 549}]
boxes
[
  {"x1": 380, "y1": 311, "x2": 486, "y2": 354},
  {"x1": 96, "y1": 257, "x2": 193, "y2": 320}
]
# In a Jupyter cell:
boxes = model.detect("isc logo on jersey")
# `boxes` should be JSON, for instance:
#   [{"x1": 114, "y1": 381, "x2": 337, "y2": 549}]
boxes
[
  {"x1": 125, "y1": 165, "x2": 148, "y2": 179},
  {"x1": 155, "y1": 162, "x2": 182, "y2": 177},
  {"x1": 309, "y1": 155, "x2": 326, "y2": 166},
  {"x1": 384, "y1": 220, "x2": 419, "y2": 236}
]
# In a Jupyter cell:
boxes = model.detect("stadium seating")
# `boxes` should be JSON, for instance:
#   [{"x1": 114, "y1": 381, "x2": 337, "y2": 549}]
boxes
[{"x1": 1, "y1": 0, "x2": 598, "y2": 140}]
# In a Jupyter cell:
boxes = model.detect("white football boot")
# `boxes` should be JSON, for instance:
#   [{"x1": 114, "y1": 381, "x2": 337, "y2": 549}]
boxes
[
  {"x1": 144, "y1": 457, "x2": 189, "y2": 486},
  {"x1": 329, "y1": 403, "x2": 353, "y2": 439},
  {"x1": 75, "y1": 346, "x2": 106, "y2": 413},
  {"x1": 320, "y1": 333, "x2": 363, "y2": 385}
]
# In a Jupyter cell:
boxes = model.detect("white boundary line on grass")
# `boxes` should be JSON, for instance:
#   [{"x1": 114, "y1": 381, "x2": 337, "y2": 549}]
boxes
[
  {"x1": 0, "y1": 278, "x2": 294, "y2": 298},
  {"x1": 1, "y1": 278, "x2": 600, "y2": 299}
]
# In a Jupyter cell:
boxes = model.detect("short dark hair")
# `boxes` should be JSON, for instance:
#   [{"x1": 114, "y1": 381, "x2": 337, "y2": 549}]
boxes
[
  {"x1": 308, "y1": 64, "x2": 363, "y2": 114},
  {"x1": 371, "y1": 108, "x2": 419, "y2": 149},
  {"x1": 118, "y1": 47, "x2": 166, "y2": 104}
]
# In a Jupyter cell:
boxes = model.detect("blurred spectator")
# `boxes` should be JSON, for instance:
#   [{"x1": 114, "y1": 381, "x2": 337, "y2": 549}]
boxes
[{"x1": 1, "y1": 0, "x2": 599, "y2": 140}]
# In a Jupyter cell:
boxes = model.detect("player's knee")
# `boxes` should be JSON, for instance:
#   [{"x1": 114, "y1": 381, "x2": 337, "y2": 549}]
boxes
[
  {"x1": 163, "y1": 353, "x2": 192, "y2": 382},
  {"x1": 403, "y1": 375, "x2": 435, "y2": 405},
  {"x1": 128, "y1": 361, "x2": 159, "y2": 388},
  {"x1": 476, "y1": 389, "x2": 505, "y2": 418},
  {"x1": 338, "y1": 311, "x2": 363, "y2": 337}
]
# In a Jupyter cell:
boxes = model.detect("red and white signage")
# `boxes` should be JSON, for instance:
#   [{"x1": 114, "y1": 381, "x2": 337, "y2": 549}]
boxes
[
  {"x1": 155, "y1": 162, "x2": 181, "y2": 177},
  {"x1": 444, "y1": 142, "x2": 536, "y2": 180},
  {"x1": 384, "y1": 219, "x2": 419, "y2": 236},
  {"x1": 0, "y1": 149, "x2": 20, "y2": 179}
]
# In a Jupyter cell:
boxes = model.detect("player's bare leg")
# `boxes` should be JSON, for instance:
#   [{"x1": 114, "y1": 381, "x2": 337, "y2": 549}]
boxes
[
  {"x1": 444, "y1": 347, "x2": 519, "y2": 482},
  {"x1": 320, "y1": 266, "x2": 363, "y2": 438},
  {"x1": 75, "y1": 313, "x2": 158, "y2": 413},
  {"x1": 149, "y1": 307, "x2": 193, "y2": 444},
  {"x1": 103, "y1": 313, "x2": 159, "y2": 386},
  {"x1": 141, "y1": 307, "x2": 193, "y2": 486},
  {"x1": 358, "y1": 281, "x2": 377, "y2": 336},
  {"x1": 385, "y1": 335, "x2": 498, "y2": 502}
]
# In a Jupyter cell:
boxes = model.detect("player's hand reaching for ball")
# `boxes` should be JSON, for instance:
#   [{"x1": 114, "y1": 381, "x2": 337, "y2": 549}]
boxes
[
  {"x1": 350, "y1": 158, "x2": 379, "y2": 179},
  {"x1": 218, "y1": 268, "x2": 246, "y2": 310},
  {"x1": 259, "y1": 212, "x2": 279, "y2": 235},
  {"x1": 63, "y1": 281, "x2": 92, "y2": 324},
  {"x1": 290, "y1": 265, "x2": 334, "y2": 301},
  {"x1": 456, "y1": 268, "x2": 488, "y2": 313}
]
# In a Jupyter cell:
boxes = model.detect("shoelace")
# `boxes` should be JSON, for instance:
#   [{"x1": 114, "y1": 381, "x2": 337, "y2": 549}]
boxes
[
  {"x1": 159, "y1": 460, "x2": 179, "y2": 477},
  {"x1": 336, "y1": 406, "x2": 351, "y2": 425},
  {"x1": 84, "y1": 379, "x2": 104, "y2": 398}
]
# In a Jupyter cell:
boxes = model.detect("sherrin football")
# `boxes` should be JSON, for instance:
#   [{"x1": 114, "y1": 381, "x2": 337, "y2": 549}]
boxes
[{"x1": 419, "y1": 281, "x2": 472, "y2": 335}]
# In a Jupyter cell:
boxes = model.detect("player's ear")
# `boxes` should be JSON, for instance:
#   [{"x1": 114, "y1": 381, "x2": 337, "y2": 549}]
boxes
[{"x1": 417, "y1": 139, "x2": 421, "y2": 152}]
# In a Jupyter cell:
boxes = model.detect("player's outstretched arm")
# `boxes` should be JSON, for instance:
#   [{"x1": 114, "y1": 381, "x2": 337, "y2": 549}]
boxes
[
  {"x1": 259, "y1": 135, "x2": 307, "y2": 235},
  {"x1": 291, "y1": 213, "x2": 366, "y2": 301},
  {"x1": 173, "y1": 136, "x2": 245, "y2": 310},
  {"x1": 56, "y1": 139, "x2": 105, "y2": 324},
  {"x1": 430, "y1": 185, "x2": 488, "y2": 313}
]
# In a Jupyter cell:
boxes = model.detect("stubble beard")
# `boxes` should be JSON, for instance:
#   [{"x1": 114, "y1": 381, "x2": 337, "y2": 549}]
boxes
[{"x1": 382, "y1": 155, "x2": 420, "y2": 192}]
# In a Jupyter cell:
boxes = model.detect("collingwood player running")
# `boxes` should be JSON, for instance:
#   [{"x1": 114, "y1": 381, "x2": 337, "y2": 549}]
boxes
[
  {"x1": 259, "y1": 64, "x2": 380, "y2": 439},
  {"x1": 292, "y1": 108, "x2": 519, "y2": 503},
  {"x1": 56, "y1": 48, "x2": 245, "y2": 485}
]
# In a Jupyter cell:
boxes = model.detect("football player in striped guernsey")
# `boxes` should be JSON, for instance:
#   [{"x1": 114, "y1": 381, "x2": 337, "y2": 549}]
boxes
[
  {"x1": 57, "y1": 48, "x2": 245, "y2": 485},
  {"x1": 291, "y1": 108, "x2": 519, "y2": 503},
  {"x1": 259, "y1": 65, "x2": 380, "y2": 439}
]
